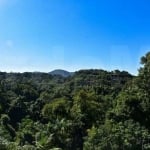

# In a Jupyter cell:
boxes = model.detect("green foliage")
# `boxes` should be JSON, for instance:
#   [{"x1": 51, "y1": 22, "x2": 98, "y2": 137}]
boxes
[
  {"x1": 42, "y1": 98, "x2": 70, "y2": 120},
  {"x1": 84, "y1": 120, "x2": 150, "y2": 150},
  {"x1": 2, "y1": 52, "x2": 150, "y2": 149}
]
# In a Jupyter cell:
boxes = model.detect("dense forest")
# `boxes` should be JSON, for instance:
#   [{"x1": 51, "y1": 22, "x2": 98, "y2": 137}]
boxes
[{"x1": 1, "y1": 52, "x2": 150, "y2": 149}]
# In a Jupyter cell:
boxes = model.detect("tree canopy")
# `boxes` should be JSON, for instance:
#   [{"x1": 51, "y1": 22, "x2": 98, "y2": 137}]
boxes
[{"x1": 1, "y1": 52, "x2": 150, "y2": 149}]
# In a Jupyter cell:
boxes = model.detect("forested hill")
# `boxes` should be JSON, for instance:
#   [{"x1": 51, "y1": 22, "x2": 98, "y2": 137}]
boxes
[
  {"x1": 1, "y1": 52, "x2": 150, "y2": 149},
  {"x1": 49, "y1": 69, "x2": 74, "y2": 77}
]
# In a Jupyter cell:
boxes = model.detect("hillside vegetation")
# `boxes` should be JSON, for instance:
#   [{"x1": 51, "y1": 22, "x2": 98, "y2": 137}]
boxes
[{"x1": 1, "y1": 52, "x2": 150, "y2": 149}]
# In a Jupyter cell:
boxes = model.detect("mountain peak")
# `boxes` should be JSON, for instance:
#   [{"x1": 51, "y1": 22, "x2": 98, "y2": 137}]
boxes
[{"x1": 49, "y1": 69, "x2": 73, "y2": 77}]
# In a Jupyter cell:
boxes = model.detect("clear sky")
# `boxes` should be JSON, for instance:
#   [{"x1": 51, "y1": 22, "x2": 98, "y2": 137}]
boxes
[{"x1": 0, "y1": 0, "x2": 150, "y2": 74}]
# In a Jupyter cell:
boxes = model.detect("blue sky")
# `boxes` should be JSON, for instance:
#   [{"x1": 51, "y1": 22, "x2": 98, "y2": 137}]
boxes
[{"x1": 0, "y1": 0, "x2": 150, "y2": 74}]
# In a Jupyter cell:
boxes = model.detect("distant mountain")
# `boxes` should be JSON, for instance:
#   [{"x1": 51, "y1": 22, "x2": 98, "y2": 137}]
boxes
[{"x1": 49, "y1": 69, "x2": 74, "y2": 77}]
